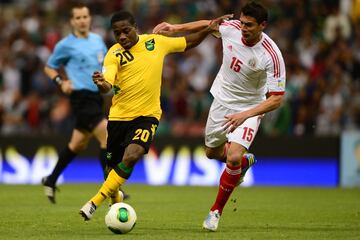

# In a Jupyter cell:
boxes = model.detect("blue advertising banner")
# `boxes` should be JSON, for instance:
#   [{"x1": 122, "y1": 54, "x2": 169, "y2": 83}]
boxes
[{"x1": 0, "y1": 145, "x2": 338, "y2": 187}]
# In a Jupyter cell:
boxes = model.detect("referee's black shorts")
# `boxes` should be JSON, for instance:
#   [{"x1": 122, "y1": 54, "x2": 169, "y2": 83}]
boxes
[{"x1": 70, "y1": 90, "x2": 105, "y2": 132}]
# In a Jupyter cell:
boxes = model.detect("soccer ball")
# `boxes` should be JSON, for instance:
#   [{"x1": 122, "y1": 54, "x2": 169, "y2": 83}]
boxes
[{"x1": 105, "y1": 202, "x2": 137, "y2": 234}]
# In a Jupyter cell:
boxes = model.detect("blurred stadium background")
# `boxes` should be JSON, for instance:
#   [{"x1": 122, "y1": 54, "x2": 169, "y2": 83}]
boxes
[{"x1": 0, "y1": 0, "x2": 360, "y2": 188}]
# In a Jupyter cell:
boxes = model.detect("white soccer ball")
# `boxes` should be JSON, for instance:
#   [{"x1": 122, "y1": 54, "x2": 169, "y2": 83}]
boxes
[{"x1": 105, "y1": 202, "x2": 137, "y2": 234}]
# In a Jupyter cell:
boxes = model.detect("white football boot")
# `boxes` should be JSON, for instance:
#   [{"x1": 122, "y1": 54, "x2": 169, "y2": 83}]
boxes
[
  {"x1": 79, "y1": 201, "x2": 97, "y2": 221},
  {"x1": 202, "y1": 210, "x2": 221, "y2": 231}
]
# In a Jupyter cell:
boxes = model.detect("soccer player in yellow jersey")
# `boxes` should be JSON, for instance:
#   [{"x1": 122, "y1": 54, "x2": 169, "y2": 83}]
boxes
[{"x1": 79, "y1": 10, "x2": 230, "y2": 220}]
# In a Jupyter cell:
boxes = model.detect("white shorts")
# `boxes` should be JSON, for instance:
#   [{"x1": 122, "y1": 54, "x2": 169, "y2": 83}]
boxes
[{"x1": 205, "y1": 99, "x2": 262, "y2": 149}]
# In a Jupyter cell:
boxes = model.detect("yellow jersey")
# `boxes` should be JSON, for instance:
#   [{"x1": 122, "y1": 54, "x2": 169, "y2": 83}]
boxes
[{"x1": 103, "y1": 34, "x2": 186, "y2": 121}]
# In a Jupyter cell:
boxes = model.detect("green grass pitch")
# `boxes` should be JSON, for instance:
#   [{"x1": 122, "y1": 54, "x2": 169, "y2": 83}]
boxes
[{"x1": 0, "y1": 184, "x2": 359, "y2": 240}]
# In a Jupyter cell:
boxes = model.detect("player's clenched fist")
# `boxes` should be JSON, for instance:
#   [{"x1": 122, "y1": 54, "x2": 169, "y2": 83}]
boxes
[
  {"x1": 92, "y1": 71, "x2": 104, "y2": 85},
  {"x1": 92, "y1": 71, "x2": 111, "y2": 93}
]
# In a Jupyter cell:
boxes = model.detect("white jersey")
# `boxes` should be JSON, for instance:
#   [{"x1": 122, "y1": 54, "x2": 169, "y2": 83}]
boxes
[{"x1": 210, "y1": 20, "x2": 286, "y2": 111}]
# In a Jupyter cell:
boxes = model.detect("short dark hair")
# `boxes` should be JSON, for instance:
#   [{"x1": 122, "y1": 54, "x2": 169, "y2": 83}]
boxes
[
  {"x1": 70, "y1": 2, "x2": 89, "y2": 18},
  {"x1": 241, "y1": 1, "x2": 268, "y2": 24},
  {"x1": 110, "y1": 10, "x2": 136, "y2": 26}
]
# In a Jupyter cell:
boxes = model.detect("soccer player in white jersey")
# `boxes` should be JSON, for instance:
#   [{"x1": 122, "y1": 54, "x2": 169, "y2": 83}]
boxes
[{"x1": 153, "y1": 1, "x2": 286, "y2": 231}]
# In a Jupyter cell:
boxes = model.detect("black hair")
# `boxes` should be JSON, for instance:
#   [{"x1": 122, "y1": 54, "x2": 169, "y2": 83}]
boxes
[
  {"x1": 110, "y1": 10, "x2": 136, "y2": 26},
  {"x1": 241, "y1": 1, "x2": 268, "y2": 24}
]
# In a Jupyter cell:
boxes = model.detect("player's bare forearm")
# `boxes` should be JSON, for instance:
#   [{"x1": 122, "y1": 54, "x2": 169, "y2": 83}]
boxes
[
  {"x1": 184, "y1": 15, "x2": 232, "y2": 50},
  {"x1": 97, "y1": 82, "x2": 112, "y2": 93},
  {"x1": 244, "y1": 94, "x2": 284, "y2": 117},
  {"x1": 153, "y1": 14, "x2": 232, "y2": 36},
  {"x1": 185, "y1": 27, "x2": 213, "y2": 50},
  {"x1": 224, "y1": 94, "x2": 284, "y2": 132},
  {"x1": 174, "y1": 20, "x2": 210, "y2": 32},
  {"x1": 152, "y1": 20, "x2": 209, "y2": 35},
  {"x1": 92, "y1": 71, "x2": 112, "y2": 93}
]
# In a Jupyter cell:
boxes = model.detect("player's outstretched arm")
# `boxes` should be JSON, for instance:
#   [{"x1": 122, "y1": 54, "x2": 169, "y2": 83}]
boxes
[
  {"x1": 184, "y1": 15, "x2": 232, "y2": 50},
  {"x1": 153, "y1": 20, "x2": 210, "y2": 35},
  {"x1": 152, "y1": 14, "x2": 233, "y2": 35}
]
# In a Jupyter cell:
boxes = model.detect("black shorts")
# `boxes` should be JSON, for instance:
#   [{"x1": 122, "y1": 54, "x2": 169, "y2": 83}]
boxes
[
  {"x1": 70, "y1": 90, "x2": 105, "y2": 132},
  {"x1": 106, "y1": 116, "x2": 159, "y2": 166}
]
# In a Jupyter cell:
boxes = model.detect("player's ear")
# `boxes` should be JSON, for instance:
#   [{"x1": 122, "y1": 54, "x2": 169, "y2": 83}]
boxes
[
  {"x1": 260, "y1": 21, "x2": 267, "y2": 30},
  {"x1": 133, "y1": 23, "x2": 138, "y2": 30}
]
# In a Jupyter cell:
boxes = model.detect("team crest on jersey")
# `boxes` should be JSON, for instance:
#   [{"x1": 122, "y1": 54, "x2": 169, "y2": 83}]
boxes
[
  {"x1": 145, "y1": 39, "x2": 155, "y2": 51},
  {"x1": 248, "y1": 58, "x2": 257, "y2": 68}
]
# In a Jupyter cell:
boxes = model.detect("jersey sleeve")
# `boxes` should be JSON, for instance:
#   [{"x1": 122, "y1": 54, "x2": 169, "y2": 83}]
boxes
[
  {"x1": 263, "y1": 41, "x2": 286, "y2": 95},
  {"x1": 219, "y1": 20, "x2": 241, "y2": 38},
  {"x1": 156, "y1": 35, "x2": 186, "y2": 54},
  {"x1": 102, "y1": 46, "x2": 119, "y2": 86},
  {"x1": 46, "y1": 41, "x2": 70, "y2": 69}
]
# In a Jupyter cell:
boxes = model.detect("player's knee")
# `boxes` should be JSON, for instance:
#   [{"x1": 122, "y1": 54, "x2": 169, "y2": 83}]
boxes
[
  {"x1": 123, "y1": 151, "x2": 142, "y2": 166},
  {"x1": 226, "y1": 152, "x2": 243, "y2": 167},
  {"x1": 69, "y1": 142, "x2": 88, "y2": 153},
  {"x1": 78, "y1": 142, "x2": 89, "y2": 151}
]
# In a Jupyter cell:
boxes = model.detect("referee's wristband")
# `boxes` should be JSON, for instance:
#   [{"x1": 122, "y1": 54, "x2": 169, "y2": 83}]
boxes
[{"x1": 52, "y1": 75, "x2": 63, "y2": 86}]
